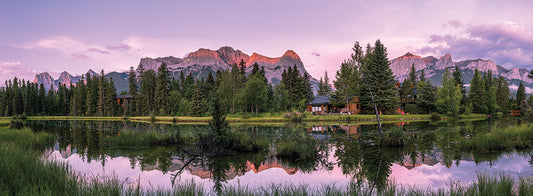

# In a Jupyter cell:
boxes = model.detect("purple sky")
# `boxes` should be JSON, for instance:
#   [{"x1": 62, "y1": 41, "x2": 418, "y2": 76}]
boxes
[{"x1": 1, "y1": 0, "x2": 532, "y2": 83}]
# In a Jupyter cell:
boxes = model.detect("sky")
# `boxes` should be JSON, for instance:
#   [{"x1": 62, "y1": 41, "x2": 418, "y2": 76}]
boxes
[{"x1": 1, "y1": 0, "x2": 532, "y2": 84}]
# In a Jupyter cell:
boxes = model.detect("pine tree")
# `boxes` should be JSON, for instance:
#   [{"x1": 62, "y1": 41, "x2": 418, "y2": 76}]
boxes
[
  {"x1": 127, "y1": 67, "x2": 138, "y2": 116},
  {"x1": 190, "y1": 80, "x2": 207, "y2": 117},
  {"x1": 155, "y1": 63, "x2": 171, "y2": 115},
  {"x1": 317, "y1": 71, "x2": 332, "y2": 95},
  {"x1": 436, "y1": 69, "x2": 462, "y2": 116},
  {"x1": 452, "y1": 65, "x2": 467, "y2": 113},
  {"x1": 97, "y1": 70, "x2": 106, "y2": 116},
  {"x1": 469, "y1": 69, "x2": 487, "y2": 114},
  {"x1": 239, "y1": 59, "x2": 246, "y2": 76},
  {"x1": 517, "y1": 81, "x2": 527, "y2": 110},
  {"x1": 360, "y1": 40, "x2": 399, "y2": 114},
  {"x1": 105, "y1": 77, "x2": 118, "y2": 116},
  {"x1": 496, "y1": 76, "x2": 510, "y2": 114},
  {"x1": 416, "y1": 80, "x2": 436, "y2": 113}
]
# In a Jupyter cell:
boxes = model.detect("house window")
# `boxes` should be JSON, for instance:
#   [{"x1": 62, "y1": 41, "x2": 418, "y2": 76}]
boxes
[{"x1": 313, "y1": 106, "x2": 322, "y2": 112}]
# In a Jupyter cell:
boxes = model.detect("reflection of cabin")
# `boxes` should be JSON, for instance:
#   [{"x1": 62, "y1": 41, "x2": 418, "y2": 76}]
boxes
[
  {"x1": 307, "y1": 95, "x2": 335, "y2": 115},
  {"x1": 307, "y1": 125, "x2": 361, "y2": 139}
]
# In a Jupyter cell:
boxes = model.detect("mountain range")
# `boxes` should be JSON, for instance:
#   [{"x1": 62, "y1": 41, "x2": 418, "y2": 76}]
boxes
[
  {"x1": 33, "y1": 47, "x2": 319, "y2": 93},
  {"x1": 33, "y1": 47, "x2": 532, "y2": 94},
  {"x1": 390, "y1": 52, "x2": 532, "y2": 91}
]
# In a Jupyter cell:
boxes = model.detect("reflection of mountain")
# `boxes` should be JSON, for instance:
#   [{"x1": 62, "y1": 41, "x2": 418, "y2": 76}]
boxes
[
  {"x1": 396, "y1": 150, "x2": 476, "y2": 170},
  {"x1": 43, "y1": 144, "x2": 76, "y2": 160},
  {"x1": 143, "y1": 156, "x2": 298, "y2": 180}
]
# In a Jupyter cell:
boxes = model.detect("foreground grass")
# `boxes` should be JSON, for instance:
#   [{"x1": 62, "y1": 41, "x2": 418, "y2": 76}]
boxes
[
  {"x1": 2, "y1": 126, "x2": 533, "y2": 195},
  {"x1": 2, "y1": 141, "x2": 533, "y2": 196}
]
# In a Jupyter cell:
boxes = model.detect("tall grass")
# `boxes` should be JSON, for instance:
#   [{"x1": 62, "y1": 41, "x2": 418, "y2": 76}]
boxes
[
  {"x1": 460, "y1": 124, "x2": 533, "y2": 152},
  {"x1": 102, "y1": 130, "x2": 186, "y2": 147}
]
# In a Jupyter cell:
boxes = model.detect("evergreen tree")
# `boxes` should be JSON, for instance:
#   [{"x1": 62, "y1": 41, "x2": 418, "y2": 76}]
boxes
[
  {"x1": 105, "y1": 77, "x2": 118, "y2": 116},
  {"x1": 496, "y1": 76, "x2": 510, "y2": 114},
  {"x1": 190, "y1": 80, "x2": 207, "y2": 117},
  {"x1": 517, "y1": 81, "x2": 527, "y2": 110},
  {"x1": 239, "y1": 59, "x2": 246, "y2": 76},
  {"x1": 97, "y1": 70, "x2": 106, "y2": 116},
  {"x1": 420, "y1": 69, "x2": 426, "y2": 82},
  {"x1": 85, "y1": 73, "x2": 98, "y2": 116},
  {"x1": 469, "y1": 69, "x2": 487, "y2": 114},
  {"x1": 436, "y1": 69, "x2": 462, "y2": 116},
  {"x1": 318, "y1": 71, "x2": 332, "y2": 95},
  {"x1": 416, "y1": 80, "x2": 436, "y2": 113},
  {"x1": 127, "y1": 67, "x2": 138, "y2": 116},
  {"x1": 360, "y1": 40, "x2": 399, "y2": 114},
  {"x1": 155, "y1": 63, "x2": 171, "y2": 115}
]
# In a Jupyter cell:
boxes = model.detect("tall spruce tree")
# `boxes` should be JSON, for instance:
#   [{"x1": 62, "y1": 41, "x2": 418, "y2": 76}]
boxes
[
  {"x1": 127, "y1": 67, "x2": 138, "y2": 116},
  {"x1": 517, "y1": 81, "x2": 527, "y2": 110},
  {"x1": 155, "y1": 63, "x2": 171, "y2": 115},
  {"x1": 496, "y1": 76, "x2": 510, "y2": 114},
  {"x1": 360, "y1": 40, "x2": 399, "y2": 114},
  {"x1": 469, "y1": 69, "x2": 487, "y2": 114}
]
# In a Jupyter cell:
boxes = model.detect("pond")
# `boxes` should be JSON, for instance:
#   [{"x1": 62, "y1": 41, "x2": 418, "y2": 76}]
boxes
[{"x1": 26, "y1": 119, "x2": 533, "y2": 193}]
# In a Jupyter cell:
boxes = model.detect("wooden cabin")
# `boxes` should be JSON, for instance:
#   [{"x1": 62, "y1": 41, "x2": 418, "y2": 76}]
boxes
[{"x1": 307, "y1": 95, "x2": 334, "y2": 115}]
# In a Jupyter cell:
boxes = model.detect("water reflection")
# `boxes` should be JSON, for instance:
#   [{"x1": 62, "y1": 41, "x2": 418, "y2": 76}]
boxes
[{"x1": 28, "y1": 119, "x2": 533, "y2": 193}]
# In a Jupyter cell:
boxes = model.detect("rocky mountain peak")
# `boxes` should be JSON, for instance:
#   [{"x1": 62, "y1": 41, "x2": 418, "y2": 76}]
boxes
[
  {"x1": 33, "y1": 72, "x2": 54, "y2": 90},
  {"x1": 216, "y1": 46, "x2": 250, "y2": 66},
  {"x1": 434, "y1": 53, "x2": 454, "y2": 70},
  {"x1": 399, "y1": 52, "x2": 421, "y2": 59},
  {"x1": 281, "y1": 50, "x2": 301, "y2": 61},
  {"x1": 422, "y1": 56, "x2": 438, "y2": 67}
]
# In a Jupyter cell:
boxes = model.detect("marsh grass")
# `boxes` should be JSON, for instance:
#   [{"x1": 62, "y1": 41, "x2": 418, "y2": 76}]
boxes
[
  {"x1": 460, "y1": 124, "x2": 533, "y2": 152},
  {"x1": 103, "y1": 130, "x2": 186, "y2": 147}
]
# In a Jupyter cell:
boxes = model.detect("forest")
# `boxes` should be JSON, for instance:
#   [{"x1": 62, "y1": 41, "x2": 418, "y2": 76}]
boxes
[{"x1": 0, "y1": 40, "x2": 529, "y2": 117}]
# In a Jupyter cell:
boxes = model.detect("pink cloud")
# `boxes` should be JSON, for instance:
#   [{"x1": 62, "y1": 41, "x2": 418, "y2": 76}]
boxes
[
  {"x1": 106, "y1": 44, "x2": 133, "y2": 51},
  {"x1": 0, "y1": 61, "x2": 39, "y2": 84},
  {"x1": 418, "y1": 22, "x2": 533, "y2": 68},
  {"x1": 311, "y1": 52, "x2": 320, "y2": 57},
  {"x1": 70, "y1": 52, "x2": 90, "y2": 60}
]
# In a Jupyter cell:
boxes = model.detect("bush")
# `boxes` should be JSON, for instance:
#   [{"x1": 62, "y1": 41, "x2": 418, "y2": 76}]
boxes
[{"x1": 379, "y1": 128, "x2": 405, "y2": 147}]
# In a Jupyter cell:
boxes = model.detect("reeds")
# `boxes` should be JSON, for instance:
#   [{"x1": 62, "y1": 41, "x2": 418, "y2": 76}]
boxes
[{"x1": 460, "y1": 124, "x2": 533, "y2": 152}]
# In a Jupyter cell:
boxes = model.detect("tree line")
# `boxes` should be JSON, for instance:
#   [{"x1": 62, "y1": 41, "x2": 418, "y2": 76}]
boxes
[
  {"x1": 0, "y1": 39, "x2": 529, "y2": 117},
  {"x1": 316, "y1": 39, "x2": 523, "y2": 116},
  {"x1": 0, "y1": 61, "x2": 313, "y2": 117}
]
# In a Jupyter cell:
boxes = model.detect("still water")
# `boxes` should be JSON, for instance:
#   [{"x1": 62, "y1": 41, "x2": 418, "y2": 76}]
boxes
[{"x1": 27, "y1": 119, "x2": 533, "y2": 192}]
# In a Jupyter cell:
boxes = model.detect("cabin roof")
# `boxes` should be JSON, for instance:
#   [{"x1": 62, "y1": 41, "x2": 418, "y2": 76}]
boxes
[
  {"x1": 117, "y1": 95, "x2": 132, "y2": 99},
  {"x1": 309, "y1": 95, "x2": 331, "y2": 105}
]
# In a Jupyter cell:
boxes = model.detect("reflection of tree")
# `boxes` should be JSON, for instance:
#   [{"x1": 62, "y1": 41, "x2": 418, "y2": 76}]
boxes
[{"x1": 335, "y1": 140, "x2": 403, "y2": 194}]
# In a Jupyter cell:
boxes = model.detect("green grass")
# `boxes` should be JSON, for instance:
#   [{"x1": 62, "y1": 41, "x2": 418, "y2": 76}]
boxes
[
  {"x1": 460, "y1": 124, "x2": 533, "y2": 152},
  {"x1": 22, "y1": 113, "x2": 455, "y2": 124},
  {"x1": 102, "y1": 130, "x2": 186, "y2": 147}
]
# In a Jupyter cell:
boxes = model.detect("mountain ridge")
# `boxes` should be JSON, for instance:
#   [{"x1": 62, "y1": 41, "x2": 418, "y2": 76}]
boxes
[{"x1": 390, "y1": 52, "x2": 533, "y2": 91}]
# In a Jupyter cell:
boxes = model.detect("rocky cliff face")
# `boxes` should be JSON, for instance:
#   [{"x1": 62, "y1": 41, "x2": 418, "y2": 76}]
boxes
[
  {"x1": 33, "y1": 72, "x2": 55, "y2": 90},
  {"x1": 390, "y1": 52, "x2": 533, "y2": 90},
  {"x1": 137, "y1": 46, "x2": 319, "y2": 91},
  {"x1": 34, "y1": 46, "x2": 320, "y2": 93}
]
